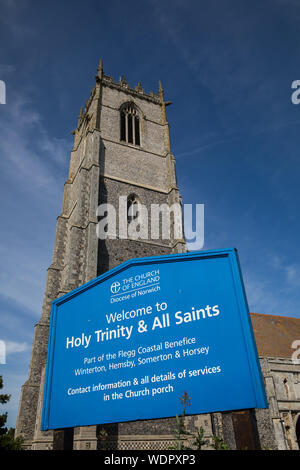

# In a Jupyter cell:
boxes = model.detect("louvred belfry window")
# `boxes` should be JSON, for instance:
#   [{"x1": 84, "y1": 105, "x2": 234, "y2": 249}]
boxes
[{"x1": 120, "y1": 103, "x2": 140, "y2": 146}]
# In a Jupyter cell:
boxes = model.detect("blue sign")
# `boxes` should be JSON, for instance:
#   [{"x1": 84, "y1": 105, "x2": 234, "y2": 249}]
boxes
[{"x1": 41, "y1": 248, "x2": 268, "y2": 430}]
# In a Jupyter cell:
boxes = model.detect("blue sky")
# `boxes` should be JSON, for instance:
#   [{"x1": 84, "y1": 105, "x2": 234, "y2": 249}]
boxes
[{"x1": 1, "y1": 0, "x2": 300, "y2": 428}]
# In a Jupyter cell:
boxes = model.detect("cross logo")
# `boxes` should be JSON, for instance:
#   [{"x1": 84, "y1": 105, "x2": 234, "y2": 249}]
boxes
[{"x1": 110, "y1": 281, "x2": 121, "y2": 294}]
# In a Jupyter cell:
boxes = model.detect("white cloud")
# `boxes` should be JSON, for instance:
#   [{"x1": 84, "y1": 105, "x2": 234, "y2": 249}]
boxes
[
  {"x1": 0, "y1": 92, "x2": 71, "y2": 193},
  {"x1": 0, "y1": 0, "x2": 32, "y2": 40},
  {"x1": 285, "y1": 264, "x2": 300, "y2": 287},
  {"x1": 240, "y1": 254, "x2": 300, "y2": 317},
  {"x1": 177, "y1": 132, "x2": 241, "y2": 159},
  {"x1": 5, "y1": 341, "x2": 29, "y2": 355},
  {"x1": 0, "y1": 64, "x2": 15, "y2": 76},
  {"x1": 244, "y1": 276, "x2": 279, "y2": 315},
  {"x1": 0, "y1": 90, "x2": 71, "y2": 316},
  {"x1": 152, "y1": 0, "x2": 296, "y2": 135},
  {"x1": 267, "y1": 254, "x2": 300, "y2": 289}
]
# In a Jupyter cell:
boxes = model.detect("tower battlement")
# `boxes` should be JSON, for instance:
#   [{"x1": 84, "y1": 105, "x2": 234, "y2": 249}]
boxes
[
  {"x1": 100, "y1": 73, "x2": 161, "y2": 103},
  {"x1": 76, "y1": 61, "x2": 162, "y2": 133}
]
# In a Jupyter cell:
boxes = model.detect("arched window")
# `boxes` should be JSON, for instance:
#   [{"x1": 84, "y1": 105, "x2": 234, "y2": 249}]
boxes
[
  {"x1": 120, "y1": 103, "x2": 140, "y2": 146},
  {"x1": 127, "y1": 194, "x2": 140, "y2": 224}
]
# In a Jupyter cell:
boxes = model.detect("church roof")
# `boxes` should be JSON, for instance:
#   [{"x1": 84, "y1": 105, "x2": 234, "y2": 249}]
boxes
[{"x1": 250, "y1": 312, "x2": 300, "y2": 358}]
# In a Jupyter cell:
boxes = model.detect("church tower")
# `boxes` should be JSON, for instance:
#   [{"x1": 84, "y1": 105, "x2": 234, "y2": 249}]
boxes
[{"x1": 15, "y1": 60, "x2": 189, "y2": 449}]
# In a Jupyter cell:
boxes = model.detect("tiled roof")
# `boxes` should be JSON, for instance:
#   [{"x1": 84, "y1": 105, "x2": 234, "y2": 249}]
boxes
[{"x1": 250, "y1": 313, "x2": 300, "y2": 358}]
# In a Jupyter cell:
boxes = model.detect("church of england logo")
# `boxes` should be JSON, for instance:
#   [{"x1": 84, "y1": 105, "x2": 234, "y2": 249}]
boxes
[{"x1": 110, "y1": 281, "x2": 121, "y2": 294}]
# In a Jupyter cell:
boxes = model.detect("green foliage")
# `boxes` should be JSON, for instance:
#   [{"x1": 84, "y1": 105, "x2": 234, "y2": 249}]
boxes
[
  {"x1": 169, "y1": 392, "x2": 192, "y2": 450},
  {"x1": 169, "y1": 393, "x2": 229, "y2": 451},
  {"x1": 169, "y1": 392, "x2": 210, "y2": 450},
  {"x1": 0, "y1": 375, "x2": 9, "y2": 441},
  {"x1": 0, "y1": 428, "x2": 24, "y2": 450},
  {"x1": 191, "y1": 426, "x2": 208, "y2": 450},
  {"x1": 0, "y1": 376, "x2": 10, "y2": 405},
  {"x1": 0, "y1": 375, "x2": 24, "y2": 450},
  {"x1": 211, "y1": 435, "x2": 229, "y2": 450},
  {"x1": 0, "y1": 411, "x2": 8, "y2": 437},
  {"x1": 179, "y1": 391, "x2": 191, "y2": 414}
]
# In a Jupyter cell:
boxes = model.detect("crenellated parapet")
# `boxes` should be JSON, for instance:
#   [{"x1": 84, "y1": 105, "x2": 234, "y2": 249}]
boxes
[
  {"x1": 75, "y1": 59, "x2": 163, "y2": 138},
  {"x1": 100, "y1": 73, "x2": 161, "y2": 104}
]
